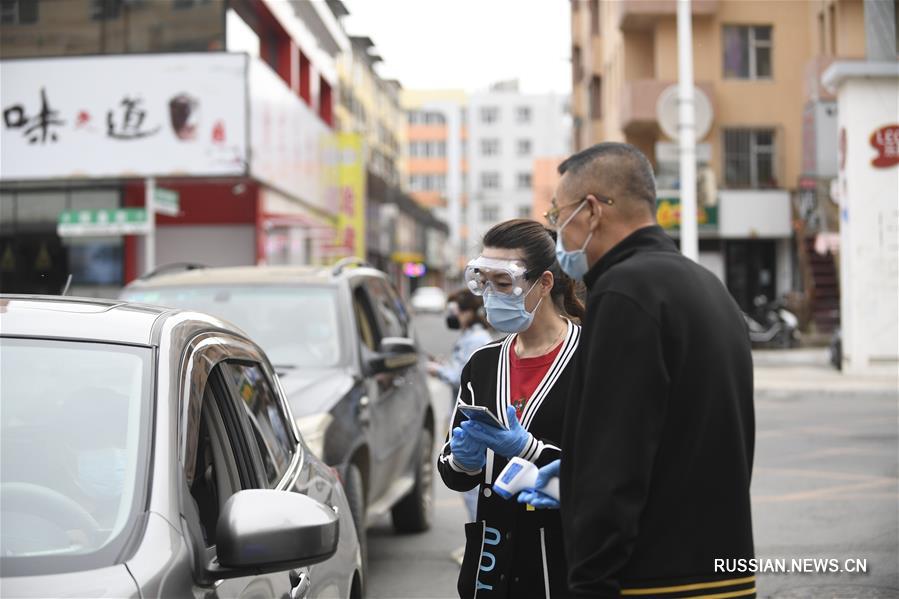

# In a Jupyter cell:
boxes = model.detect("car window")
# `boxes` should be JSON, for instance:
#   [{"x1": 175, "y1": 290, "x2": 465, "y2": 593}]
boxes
[
  {"x1": 0, "y1": 338, "x2": 151, "y2": 574},
  {"x1": 123, "y1": 285, "x2": 343, "y2": 369},
  {"x1": 353, "y1": 286, "x2": 379, "y2": 351},
  {"x1": 188, "y1": 383, "x2": 242, "y2": 548},
  {"x1": 219, "y1": 362, "x2": 295, "y2": 488},
  {"x1": 367, "y1": 279, "x2": 409, "y2": 339}
]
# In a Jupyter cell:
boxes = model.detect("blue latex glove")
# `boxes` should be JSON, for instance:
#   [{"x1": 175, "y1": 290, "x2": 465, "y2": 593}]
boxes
[
  {"x1": 517, "y1": 459, "x2": 560, "y2": 509},
  {"x1": 450, "y1": 426, "x2": 486, "y2": 471},
  {"x1": 461, "y1": 405, "x2": 532, "y2": 459}
]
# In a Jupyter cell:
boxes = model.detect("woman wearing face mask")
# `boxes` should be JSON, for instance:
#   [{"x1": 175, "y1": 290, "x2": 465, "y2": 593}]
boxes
[{"x1": 437, "y1": 219, "x2": 585, "y2": 599}]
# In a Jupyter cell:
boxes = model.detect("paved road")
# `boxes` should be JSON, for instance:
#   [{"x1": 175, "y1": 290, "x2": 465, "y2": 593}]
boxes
[
  {"x1": 365, "y1": 312, "x2": 467, "y2": 599},
  {"x1": 366, "y1": 314, "x2": 899, "y2": 598}
]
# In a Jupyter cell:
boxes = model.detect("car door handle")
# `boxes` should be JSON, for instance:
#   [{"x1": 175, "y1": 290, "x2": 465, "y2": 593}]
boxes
[
  {"x1": 359, "y1": 395, "x2": 371, "y2": 427},
  {"x1": 289, "y1": 569, "x2": 311, "y2": 599}
]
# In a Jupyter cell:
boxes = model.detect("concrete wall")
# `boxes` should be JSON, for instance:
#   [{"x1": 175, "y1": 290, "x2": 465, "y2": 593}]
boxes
[{"x1": 833, "y1": 71, "x2": 899, "y2": 374}]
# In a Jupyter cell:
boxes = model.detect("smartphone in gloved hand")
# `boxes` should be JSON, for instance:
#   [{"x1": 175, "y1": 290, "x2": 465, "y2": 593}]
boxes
[{"x1": 458, "y1": 405, "x2": 509, "y2": 430}]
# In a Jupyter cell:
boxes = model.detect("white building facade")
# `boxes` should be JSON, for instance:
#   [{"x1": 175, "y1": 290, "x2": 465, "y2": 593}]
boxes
[{"x1": 466, "y1": 84, "x2": 570, "y2": 257}]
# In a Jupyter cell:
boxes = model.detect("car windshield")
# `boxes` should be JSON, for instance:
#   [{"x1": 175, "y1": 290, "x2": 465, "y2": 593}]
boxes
[
  {"x1": 0, "y1": 338, "x2": 151, "y2": 573},
  {"x1": 124, "y1": 285, "x2": 343, "y2": 368}
]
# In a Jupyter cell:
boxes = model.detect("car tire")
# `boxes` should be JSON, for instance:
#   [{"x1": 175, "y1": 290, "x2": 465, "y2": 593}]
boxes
[
  {"x1": 391, "y1": 428, "x2": 434, "y2": 533},
  {"x1": 345, "y1": 463, "x2": 368, "y2": 591}
]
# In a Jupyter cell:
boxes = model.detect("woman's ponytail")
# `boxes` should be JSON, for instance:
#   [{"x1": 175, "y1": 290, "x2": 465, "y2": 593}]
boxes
[{"x1": 554, "y1": 267, "x2": 586, "y2": 323}]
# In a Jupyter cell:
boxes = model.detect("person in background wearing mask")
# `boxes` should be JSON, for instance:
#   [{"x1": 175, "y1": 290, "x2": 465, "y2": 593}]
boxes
[
  {"x1": 428, "y1": 289, "x2": 494, "y2": 405},
  {"x1": 437, "y1": 219, "x2": 585, "y2": 599},
  {"x1": 428, "y1": 288, "x2": 493, "y2": 534},
  {"x1": 537, "y1": 142, "x2": 755, "y2": 598}
]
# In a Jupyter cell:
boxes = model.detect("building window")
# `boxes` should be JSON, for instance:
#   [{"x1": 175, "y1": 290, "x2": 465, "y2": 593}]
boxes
[
  {"x1": 517, "y1": 173, "x2": 532, "y2": 189},
  {"x1": 90, "y1": 0, "x2": 122, "y2": 20},
  {"x1": 516, "y1": 106, "x2": 532, "y2": 123},
  {"x1": 517, "y1": 139, "x2": 532, "y2": 156},
  {"x1": 1, "y1": 0, "x2": 38, "y2": 24},
  {"x1": 436, "y1": 141, "x2": 447, "y2": 157},
  {"x1": 481, "y1": 138, "x2": 500, "y2": 156},
  {"x1": 481, "y1": 204, "x2": 500, "y2": 222},
  {"x1": 723, "y1": 129, "x2": 776, "y2": 188},
  {"x1": 407, "y1": 111, "x2": 420, "y2": 125},
  {"x1": 480, "y1": 106, "x2": 499, "y2": 124},
  {"x1": 425, "y1": 112, "x2": 446, "y2": 125},
  {"x1": 480, "y1": 172, "x2": 500, "y2": 190},
  {"x1": 434, "y1": 174, "x2": 447, "y2": 191},
  {"x1": 723, "y1": 25, "x2": 772, "y2": 79},
  {"x1": 590, "y1": 76, "x2": 602, "y2": 119},
  {"x1": 572, "y1": 45, "x2": 583, "y2": 83},
  {"x1": 518, "y1": 205, "x2": 532, "y2": 219},
  {"x1": 590, "y1": 0, "x2": 600, "y2": 35}
]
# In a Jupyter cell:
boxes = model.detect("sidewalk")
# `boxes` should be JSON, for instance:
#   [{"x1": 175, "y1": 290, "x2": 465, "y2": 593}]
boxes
[{"x1": 753, "y1": 348, "x2": 898, "y2": 393}]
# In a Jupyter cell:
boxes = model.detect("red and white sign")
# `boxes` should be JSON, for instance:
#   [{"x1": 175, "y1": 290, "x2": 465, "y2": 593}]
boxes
[
  {"x1": 1, "y1": 54, "x2": 248, "y2": 180},
  {"x1": 870, "y1": 124, "x2": 899, "y2": 168}
]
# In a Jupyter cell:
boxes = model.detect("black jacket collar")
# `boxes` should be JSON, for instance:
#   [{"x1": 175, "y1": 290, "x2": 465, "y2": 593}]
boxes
[{"x1": 583, "y1": 225, "x2": 679, "y2": 289}]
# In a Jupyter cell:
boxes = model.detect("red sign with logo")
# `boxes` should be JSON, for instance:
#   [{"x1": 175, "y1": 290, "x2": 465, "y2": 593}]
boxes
[{"x1": 870, "y1": 124, "x2": 899, "y2": 168}]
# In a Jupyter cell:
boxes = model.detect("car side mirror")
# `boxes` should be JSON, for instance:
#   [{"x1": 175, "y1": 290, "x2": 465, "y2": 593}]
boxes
[
  {"x1": 205, "y1": 489, "x2": 338, "y2": 580},
  {"x1": 368, "y1": 336, "x2": 418, "y2": 373}
]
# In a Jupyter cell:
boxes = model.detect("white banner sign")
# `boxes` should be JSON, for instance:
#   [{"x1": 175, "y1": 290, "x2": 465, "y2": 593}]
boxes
[
  {"x1": 1, "y1": 53, "x2": 248, "y2": 181},
  {"x1": 248, "y1": 59, "x2": 336, "y2": 213}
]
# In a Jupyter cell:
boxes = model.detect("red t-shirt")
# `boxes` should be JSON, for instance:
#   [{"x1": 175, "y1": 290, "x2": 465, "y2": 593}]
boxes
[{"x1": 509, "y1": 339, "x2": 564, "y2": 420}]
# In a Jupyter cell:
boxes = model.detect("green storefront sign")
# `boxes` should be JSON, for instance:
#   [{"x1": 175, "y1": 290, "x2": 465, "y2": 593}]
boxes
[
  {"x1": 656, "y1": 197, "x2": 718, "y2": 231},
  {"x1": 57, "y1": 208, "x2": 150, "y2": 237}
]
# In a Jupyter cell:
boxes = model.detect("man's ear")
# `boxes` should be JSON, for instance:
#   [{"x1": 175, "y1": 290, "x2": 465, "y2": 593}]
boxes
[{"x1": 585, "y1": 195, "x2": 604, "y2": 230}]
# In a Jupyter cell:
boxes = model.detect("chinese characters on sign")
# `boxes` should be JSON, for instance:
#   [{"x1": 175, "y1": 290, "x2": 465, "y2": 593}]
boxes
[
  {"x1": 3, "y1": 88, "x2": 65, "y2": 144},
  {"x1": 1, "y1": 88, "x2": 170, "y2": 144},
  {"x1": 107, "y1": 96, "x2": 161, "y2": 140}
]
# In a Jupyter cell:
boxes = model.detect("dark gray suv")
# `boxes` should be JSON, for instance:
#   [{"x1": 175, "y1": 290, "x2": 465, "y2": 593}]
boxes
[
  {"x1": 0, "y1": 296, "x2": 362, "y2": 598},
  {"x1": 121, "y1": 261, "x2": 437, "y2": 576}
]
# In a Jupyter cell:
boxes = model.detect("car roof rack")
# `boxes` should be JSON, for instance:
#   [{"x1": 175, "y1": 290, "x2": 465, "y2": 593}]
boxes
[
  {"x1": 331, "y1": 257, "x2": 372, "y2": 277},
  {"x1": 140, "y1": 262, "x2": 208, "y2": 280}
]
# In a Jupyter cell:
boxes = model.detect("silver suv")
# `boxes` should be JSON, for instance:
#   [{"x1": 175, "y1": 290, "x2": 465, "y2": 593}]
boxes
[{"x1": 0, "y1": 296, "x2": 362, "y2": 598}]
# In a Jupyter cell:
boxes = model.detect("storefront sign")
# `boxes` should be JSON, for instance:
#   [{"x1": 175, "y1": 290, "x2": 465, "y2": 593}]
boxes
[
  {"x1": 656, "y1": 197, "x2": 718, "y2": 231},
  {"x1": 403, "y1": 262, "x2": 427, "y2": 278},
  {"x1": 154, "y1": 187, "x2": 180, "y2": 216},
  {"x1": 57, "y1": 208, "x2": 149, "y2": 237},
  {"x1": 870, "y1": 124, "x2": 899, "y2": 168},
  {"x1": 1, "y1": 54, "x2": 248, "y2": 181},
  {"x1": 331, "y1": 133, "x2": 366, "y2": 259}
]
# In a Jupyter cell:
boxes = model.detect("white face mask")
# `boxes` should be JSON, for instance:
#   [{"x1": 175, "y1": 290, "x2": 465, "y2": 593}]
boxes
[{"x1": 555, "y1": 201, "x2": 594, "y2": 281}]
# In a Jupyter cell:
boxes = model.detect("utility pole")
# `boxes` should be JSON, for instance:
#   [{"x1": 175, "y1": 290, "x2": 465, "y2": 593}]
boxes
[{"x1": 677, "y1": 0, "x2": 699, "y2": 262}]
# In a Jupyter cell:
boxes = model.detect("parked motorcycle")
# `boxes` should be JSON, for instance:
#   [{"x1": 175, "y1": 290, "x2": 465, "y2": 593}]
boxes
[{"x1": 742, "y1": 294, "x2": 800, "y2": 348}]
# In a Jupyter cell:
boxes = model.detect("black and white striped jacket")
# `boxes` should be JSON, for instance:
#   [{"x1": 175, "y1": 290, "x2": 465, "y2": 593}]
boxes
[{"x1": 438, "y1": 320, "x2": 581, "y2": 599}]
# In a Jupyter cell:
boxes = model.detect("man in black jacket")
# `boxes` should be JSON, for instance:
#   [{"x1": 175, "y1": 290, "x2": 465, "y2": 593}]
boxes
[{"x1": 551, "y1": 143, "x2": 756, "y2": 598}]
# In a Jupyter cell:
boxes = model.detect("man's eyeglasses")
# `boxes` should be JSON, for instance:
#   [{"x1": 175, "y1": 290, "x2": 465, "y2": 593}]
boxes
[{"x1": 543, "y1": 195, "x2": 615, "y2": 226}]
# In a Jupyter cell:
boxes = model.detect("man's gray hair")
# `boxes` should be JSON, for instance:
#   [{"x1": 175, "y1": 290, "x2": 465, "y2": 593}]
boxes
[{"x1": 558, "y1": 142, "x2": 657, "y2": 211}]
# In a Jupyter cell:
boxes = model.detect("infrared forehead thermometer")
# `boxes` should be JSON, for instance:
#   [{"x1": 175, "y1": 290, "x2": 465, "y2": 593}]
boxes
[{"x1": 493, "y1": 457, "x2": 560, "y2": 501}]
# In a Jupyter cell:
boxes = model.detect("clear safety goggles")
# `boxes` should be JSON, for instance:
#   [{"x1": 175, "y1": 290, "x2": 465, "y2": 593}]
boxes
[{"x1": 464, "y1": 256, "x2": 533, "y2": 297}]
